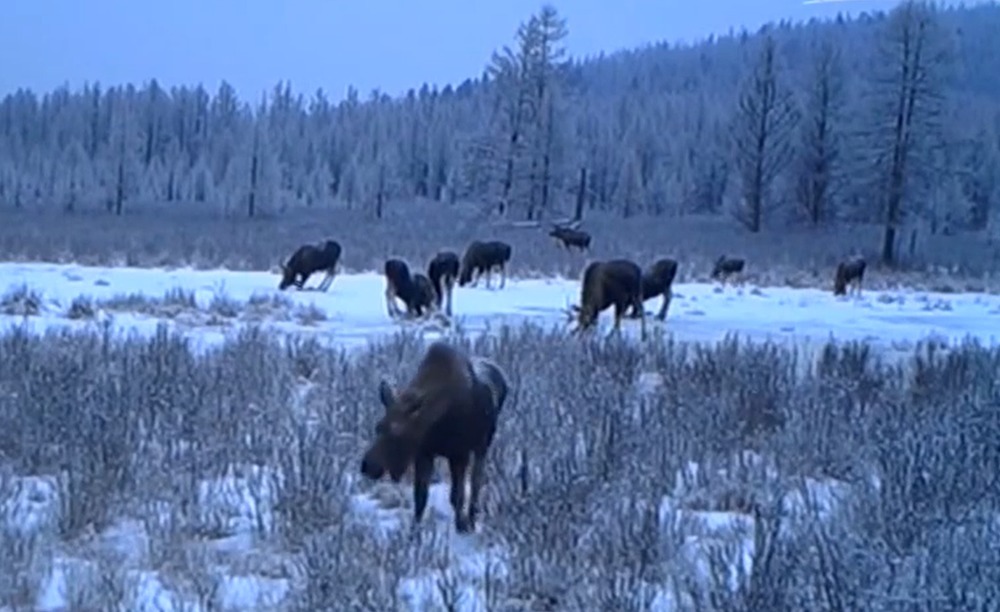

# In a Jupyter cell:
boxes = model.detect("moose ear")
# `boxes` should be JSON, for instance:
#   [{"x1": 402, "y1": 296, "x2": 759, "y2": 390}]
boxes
[{"x1": 378, "y1": 379, "x2": 396, "y2": 410}]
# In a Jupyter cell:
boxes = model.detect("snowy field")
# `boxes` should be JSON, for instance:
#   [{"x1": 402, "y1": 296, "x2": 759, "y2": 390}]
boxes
[
  {"x1": 2, "y1": 260, "x2": 998, "y2": 610},
  {"x1": 2, "y1": 261, "x2": 998, "y2": 356}
]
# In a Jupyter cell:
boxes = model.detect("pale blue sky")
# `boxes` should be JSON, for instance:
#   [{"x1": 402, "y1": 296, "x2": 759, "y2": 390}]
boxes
[{"x1": 0, "y1": 0, "x2": 932, "y2": 101}]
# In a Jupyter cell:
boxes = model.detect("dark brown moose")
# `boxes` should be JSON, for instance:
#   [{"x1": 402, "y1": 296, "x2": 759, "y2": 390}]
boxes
[
  {"x1": 833, "y1": 257, "x2": 866, "y2": 297},
  {"x1": 571, "y1": 258, "x2": 647, "y2": 340},
  {"x1": 384, "y1": 258, "x2": 436, "y2": 319},
  {"x1": 458, "y1": 240, "x2": 513, "y2": 289},
  {"x1": 278, "y1": 240, "x2": 342, "y2": 291},
  {"x1": 359, "y1": 341, "x2": 510, "y2": 534},
  {"x1": 427, "y1": 251, "x2": 460, "y2": 316},
  {"x1": 711, "y1": 255, "x2": 745, "y2": 284},
  {"x1": 628, "y1": 258, "x2": 679, "y2": 322}
]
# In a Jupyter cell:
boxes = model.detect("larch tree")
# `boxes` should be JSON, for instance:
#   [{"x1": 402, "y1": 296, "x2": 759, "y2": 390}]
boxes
[
  {"x1": 795, "y1": 36, "x2": 845, "y2": 226},
  {"x1": 486, "y1": 4, "x2": 568, "y2": 220},
  {"x1": 730, "y1": 33, "x2": 799, "y2": 233},
  {"x1": 868, "y1": 0, "x2": 951, "y2": 266}
]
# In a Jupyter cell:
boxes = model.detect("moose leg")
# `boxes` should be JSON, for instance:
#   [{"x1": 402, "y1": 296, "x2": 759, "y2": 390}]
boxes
[
  {"x1": 319, "y1": 267, "x2": 336, "y2": 291},
  {"x1": 447, "y1": 456, "x2": 471, "y2": 533},
  {"x1": 468, "y1": 450, "x2": 489, "y2": 530},
  {"x1": 412, "y1": 455, "x2": 435, "y2": 528},
  {"x1": 445, "y1": 281, "x2": 454, "y2": 316},
  {"x1": 656, "y1": 289, "x2": 672, "y2": 322},
  {"x1": 385, "y1": 285, "x2": 399, "y2": 318},
  {"x1": 499, "y1": 264, "x2": 507, "y2": 289},
  {"x1": 638, "y1": 297, "x2": 648, "y2": 341},
  {"x1": 609, "y1": 305, "x2": 624, "y2": 338},
  {"x1": 298, "y1": 272, "x2": 311, "y2": 290}
]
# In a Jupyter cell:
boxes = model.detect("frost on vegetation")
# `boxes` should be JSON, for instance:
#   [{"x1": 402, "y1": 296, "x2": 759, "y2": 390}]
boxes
[
  {"x1": 0, "y1": 474, "x2": 62, "y2": 540},
  {"x1": 98, "y1": 287, "x2": 200, "y2": 318},
  {"x1": 244, "y1": 292, "x2": 293, "y2": 321},
  {"x1": 208, "y1": 292, "x2": 242, "y2": 319},
  {"x1": 0, "y1": 284, "x2": 42, "y2": 316},
  {"x1": 196, "y1": 464, "x2": 284, "y2": 538},
  {"x1": 1, "y1": 320, "x2": 999, "y2": 609},
  {"x1": 293, "y1": 302, "x2": 327, "y2": 325},
  {"x1": 65, "y1": 295, "x2": 96, "y2": 320}
]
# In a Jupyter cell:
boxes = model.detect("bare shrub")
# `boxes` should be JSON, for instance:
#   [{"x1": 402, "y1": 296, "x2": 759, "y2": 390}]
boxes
[
  {"x1": 1, "y1": 321, "x2": 999, "y2": 608},
  {"x1": 1, "y1": 206, "x2": 997, "y2": 291},
  {"x1": 0, "y1": 284, "x2": 42, "y2": 316},
  {"x1": 208, "y1": 292, "x2": 241, "y2": 318},
  {"x1": 66, "y1": 295, "x2": 96, "y2": 320}
]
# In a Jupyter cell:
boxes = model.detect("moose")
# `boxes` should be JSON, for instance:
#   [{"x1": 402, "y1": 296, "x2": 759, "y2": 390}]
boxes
[
  {"x1": 549, "y1": 224, "x2": 592, "y2": 252},
  {"x1": 359, "y1": 341, "x2": 510, "y2": 534},
  {"x1": 458, "y1": 240, "x2": 513, "y2": 289},
  {"x1": 278, "y1": 240, "x2": 342, "y2": 291},
  {"x1": 833, "y1": 257, "x2": 867, "y2": 297},
  {"x1": 628, "y1": 258, "x2": 679, "y2": 322},
  {"x1": 427, "y1": 251, "x2": 461, "y2": 316},
  {"x1": 711, "y1": 255, "x2": 745, "y2": 285},
  {"x1": 570, "y1": 258, "x2": 647, "y2": 340},
  {"x1": 384, "y1": 258, "x2": 437, "y2": 319}
]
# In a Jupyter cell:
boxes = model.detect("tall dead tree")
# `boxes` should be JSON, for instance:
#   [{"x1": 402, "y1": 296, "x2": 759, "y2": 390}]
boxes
[
  {"x1": 796, "y1": 37, "x2": 845, "y2": 226},
  {"x1": 731, "y1": 34, "x2": 799, "y2": 233},
  {"x1": 869, "y1": 0, "x2": 950, "y2": 266},
  {"x1": 486, "y1": 4, "x2": 568, "y2": 220}
]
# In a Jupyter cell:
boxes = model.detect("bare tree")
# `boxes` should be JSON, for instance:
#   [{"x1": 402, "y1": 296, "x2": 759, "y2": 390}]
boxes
[
  {"x1": 795, "y1": 37, "x2": 845, "y2": 226},
  {"x1": 486, "y1": 4, "x2": 568, "y2": 220},
  {"x1": 869, "y1": 0, "x2": 950, "y2": 265},
  {"x1": 731, "y1": 34, "x2": 799, "y2": 233}
]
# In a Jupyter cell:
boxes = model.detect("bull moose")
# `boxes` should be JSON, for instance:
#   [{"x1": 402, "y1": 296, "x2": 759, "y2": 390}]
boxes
[
  {"x1": 711, "y1": 255, "x2": 745, "y2": 285},
  {"x1": 359, "y1": 341, "x2": 510, "y2": 534},
  {"x1": 549, "y1": 225, "x2": 592, "y2": 252}
]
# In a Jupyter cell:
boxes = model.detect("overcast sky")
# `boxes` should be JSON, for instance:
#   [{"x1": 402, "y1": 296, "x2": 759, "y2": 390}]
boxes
[{"x1": 0, "y1": 0, "x2": 955, "y2": 101}]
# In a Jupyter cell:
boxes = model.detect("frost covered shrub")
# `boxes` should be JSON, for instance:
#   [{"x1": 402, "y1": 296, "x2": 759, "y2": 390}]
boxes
[{"x1": 0, "y1": 322, "x2": 998, "y2": 608}]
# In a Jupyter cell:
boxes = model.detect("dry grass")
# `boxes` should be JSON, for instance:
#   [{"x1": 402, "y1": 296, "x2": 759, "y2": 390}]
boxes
[{"x1": 1, "y1": 202, "x2": 998, "y2": 293}]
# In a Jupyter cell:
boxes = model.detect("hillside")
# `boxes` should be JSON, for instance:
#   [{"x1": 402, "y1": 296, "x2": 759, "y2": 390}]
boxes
[{"x1": 0, "y1": 1, "x2": 998, "y2": 272}]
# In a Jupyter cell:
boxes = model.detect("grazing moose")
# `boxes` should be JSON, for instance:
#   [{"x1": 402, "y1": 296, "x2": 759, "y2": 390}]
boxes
[
  {"x1": 458, "y1": 240, "x2": 513, "y2": 289},
  {"x1": 427, "y1": 251, "x2": 460, "y2": 316},
  {"x1": 571, "y1": 259, "x2": 647, "y2": 340},
  {"x1": 833, "y1": 257, "x2": 867, "y2": 297},
  {"x1": 359, "y1": 341, "x2": 510, "y2": 534},
  {"x1": 278, "y1": 240, "x2": 342, "y2": 291},
  {"x1": 549, "y1": 225, "x2": 592, "y2": 252},
  {"x1": 384, "y1": 259, "x2": 436, "y2": 319},
  {"x1": 711, "y1": 255, "x2": 745, "y2": 285},
  {"x1": 628, "y1": 258, "x2": 679, "y2": 322}
]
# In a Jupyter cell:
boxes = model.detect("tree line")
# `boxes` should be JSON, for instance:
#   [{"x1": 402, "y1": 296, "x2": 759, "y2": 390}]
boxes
[{"x1": 1, "y1": 1, "x2": 998, "y2": 264}]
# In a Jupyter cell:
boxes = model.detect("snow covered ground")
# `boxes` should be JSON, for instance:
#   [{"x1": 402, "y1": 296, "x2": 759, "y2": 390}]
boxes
[
  {"x1": 2, "y1": 260, "x2": 997, "y2": 610},
  {"x1": 1, "y1": 261, "x2": 998, "y2": 355}
]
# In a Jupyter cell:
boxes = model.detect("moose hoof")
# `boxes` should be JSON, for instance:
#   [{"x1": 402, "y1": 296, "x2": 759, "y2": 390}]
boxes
[{"x1": 455, "y1": 515, "x2": 474, "y2": 534}]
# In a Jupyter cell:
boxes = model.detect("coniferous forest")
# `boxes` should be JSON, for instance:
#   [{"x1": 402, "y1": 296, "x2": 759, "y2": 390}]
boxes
[{"x1": 1, "y1": 2, "x2": 999, "y2": 277}]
